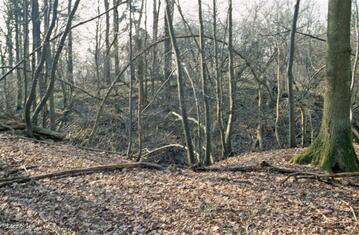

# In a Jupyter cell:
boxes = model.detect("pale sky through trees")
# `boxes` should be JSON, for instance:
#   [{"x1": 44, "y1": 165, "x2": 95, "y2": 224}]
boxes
[{"x1": 0, "y1": 0, "x2": 328, "y2": 60}]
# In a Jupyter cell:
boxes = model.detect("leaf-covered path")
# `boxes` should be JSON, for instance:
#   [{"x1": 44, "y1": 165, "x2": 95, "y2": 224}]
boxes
[{"x1": 0, "y1": 134, "x2": 358, "y2": 234}]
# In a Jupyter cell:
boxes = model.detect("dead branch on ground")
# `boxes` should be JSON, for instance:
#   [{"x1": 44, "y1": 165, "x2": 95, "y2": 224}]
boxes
[{"x1": 0, "y1": 162, "x2": 164, "y2": 188}]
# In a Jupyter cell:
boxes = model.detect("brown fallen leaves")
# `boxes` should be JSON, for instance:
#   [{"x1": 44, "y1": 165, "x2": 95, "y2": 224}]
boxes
[{"x1": 0, "y1": 134, "x2": 358, "y2": 234}]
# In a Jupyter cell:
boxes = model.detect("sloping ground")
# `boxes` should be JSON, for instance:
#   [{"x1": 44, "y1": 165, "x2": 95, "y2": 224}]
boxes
[{"x1": 0, "y1": 134, "x2": 358, "y2": 234}]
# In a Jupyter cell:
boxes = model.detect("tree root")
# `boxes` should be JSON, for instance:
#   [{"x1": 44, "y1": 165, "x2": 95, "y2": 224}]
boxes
[{"x1": 0, "y1": 162, "x2": 164, "y2": 188}]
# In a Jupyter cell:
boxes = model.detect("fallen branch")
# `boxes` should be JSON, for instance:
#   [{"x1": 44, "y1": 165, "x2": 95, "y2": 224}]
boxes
[
  {"x1": 193, "y1": 161, "x2": 300, "y2": 174},
  {"x1": 0, "y1": 162, "x2": 164, "y2": 188},
  {"x1": 0, "y1": 116, "x2": 65, "y2": 140}
]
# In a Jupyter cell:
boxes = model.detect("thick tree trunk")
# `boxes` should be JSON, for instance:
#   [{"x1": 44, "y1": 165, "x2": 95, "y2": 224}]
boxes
[{"x1": 291, "y1": 0, "x2": 359, "y2": 172}]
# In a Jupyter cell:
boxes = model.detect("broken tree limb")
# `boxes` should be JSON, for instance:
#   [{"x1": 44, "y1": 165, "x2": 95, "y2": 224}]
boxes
[{"x1": 0, "y1": 162, "x2": 164, "y2": 188}]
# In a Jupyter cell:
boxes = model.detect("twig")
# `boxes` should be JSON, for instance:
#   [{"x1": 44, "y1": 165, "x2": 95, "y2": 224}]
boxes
[{"x1": 340, "y1": 199, "x2": 358, "y2": 221}]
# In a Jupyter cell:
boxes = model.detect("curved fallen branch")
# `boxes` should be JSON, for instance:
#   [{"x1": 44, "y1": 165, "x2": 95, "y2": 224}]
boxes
[{"x1": 0, "y1": 162, "x2": 164, "y2": 188}]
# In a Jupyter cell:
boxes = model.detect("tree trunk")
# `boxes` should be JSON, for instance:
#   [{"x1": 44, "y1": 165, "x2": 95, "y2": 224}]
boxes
[
  {"x1": 256, "y1": 84, "x2": 263, "y2": 151},
  {"x1": 104, "y1": 0, "x2": 111, "y2": 85},
  {"x1": 164, "y1": 0, "x2": 196, "y2": 165},
  {"x1": 275, "y1": 46, "x2": 282, "y2": 148},
  {"x1": 32, "y1": 0, "x2": 80, "y2": 123},
  {"x1": 198, "y1": 0, "x2": 212, "y2": 165},
  {"x1": 127, "y1": 2, "x2": 134, "y2": 157},
  {"x1": 67, "y1": 0, "x2": 74, "y2": 107},
  {"x1": 23, "y1": 0, "x2": 29, "y2": 108},
  {"x1": 136, "y1": 36, "x2": 144, "y2": 161},
  {"x1": 163, "y1": 0, "x2": 173, "y2": 100},
  {"x1": 300, "y1": 104, "x2": 307, "y2": 147},
  {"x1": 213, "y1": 0, "x2": 226, "y2": 158},
  {"x1": 287, "y1": 0, "x2": 300, "y2": 148},
  {"x1": 15, "y1": 1, "x2": 23, "y2": 111},
  {"x1": 151, "y1": 0, "x2": 160, "y2": 95},
  {"x1": 25, "y1": 0, "x2": 58, "y2": 137},
  {"x1": 44, "y1": 0, "x2": 55, "y2": 130},
  {"x1": 224, "y1": 0, "x2": 235, "y2": 157},
  {"x1": 291, "y1": 0, "x2": 359, "y2": 172},
  {"x1": 351, "y1": 0, "x2": 359, "y2": 122},
  {"x1": 113, "y1": 0, "x2": 120, "y2": 79}
]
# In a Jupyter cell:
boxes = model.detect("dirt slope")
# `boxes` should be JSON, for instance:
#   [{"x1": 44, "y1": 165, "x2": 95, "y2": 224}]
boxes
[{"x1": 0, "y1": 134, "x2": 358, "y2": 234}]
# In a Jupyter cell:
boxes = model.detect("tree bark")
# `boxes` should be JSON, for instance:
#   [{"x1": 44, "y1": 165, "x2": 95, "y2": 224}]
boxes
[
  {"x1": 275, "y1": 46, "x2": 282, "y2": 148},
  {"x1": 32, "y1": 0, "x2": 81, "y2": 123},
  {"x1": 113, "y1": 0, "x2": 120, "y2": 79},
  {"x1": 25, "y1": 0, "x2": 58, "y2": 137},
  {"x1": 287, "y1": 0, "x2": 300, "y2": 148},
  {"x1": 104, "y1": 0, "x2": 111, "y2": 85},
  {"x1": 67, "y1": 0, "x2": 74, "y2": 107},
  {"x1": 151, "y1": 0, "x2": 160, "y2": 95},
  {"x1": 291, "y1": 0, "x2": 359, "y2": 172},
  {"x1": 224, "y1": 0, "x2": 235, "y2": 156},
  {"x1": 213, "y1": 0, "x2": 226, "y2": 157},
  {"x1": 198, "y1": 0, "x2": 212, "y2": 165},
  {"x1": 15, "y1": 1, "x2": 23, "y2": 111},
  {"x1": 23, "y1": 0, "x2": 29, "y2": 108},
  {"x1": 126, "y1": 1, "x2": 134, "y2": 156},
  {"x1": 164, "y1": 0, "x2": 196, "y2": 165},
  {"x1": 163, "y1": 0, "x2": 173, "y2": 99}
]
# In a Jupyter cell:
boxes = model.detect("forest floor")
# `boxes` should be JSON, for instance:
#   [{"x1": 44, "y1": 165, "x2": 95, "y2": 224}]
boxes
[{"x1": 0, "y1": 134, "x2": 358, "y2": 234}]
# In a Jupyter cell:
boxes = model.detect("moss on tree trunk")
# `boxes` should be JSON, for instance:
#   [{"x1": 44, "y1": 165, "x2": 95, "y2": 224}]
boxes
[{"x1": 290, "y1": 0, "x2": 359, "y2": 172}]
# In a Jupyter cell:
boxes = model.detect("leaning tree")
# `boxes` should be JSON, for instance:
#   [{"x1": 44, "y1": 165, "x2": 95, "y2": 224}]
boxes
[{"x1": 291, "y1": 0, "x2": 359, "y2": 172}]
